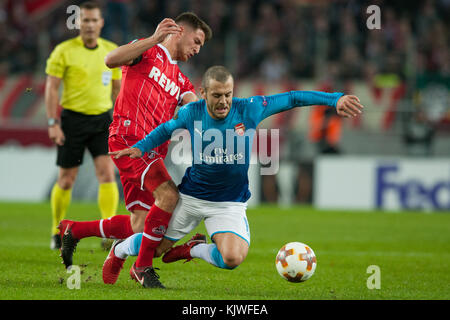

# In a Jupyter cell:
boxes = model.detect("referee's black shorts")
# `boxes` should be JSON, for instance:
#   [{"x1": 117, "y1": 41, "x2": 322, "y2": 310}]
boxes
[{"x1": 57, "y1": 109, "x2": 112, "y2": 168}]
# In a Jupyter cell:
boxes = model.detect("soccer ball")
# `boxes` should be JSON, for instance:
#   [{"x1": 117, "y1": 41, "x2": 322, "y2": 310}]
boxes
[{"x1": 275, "y1": 242, "x2": 317, "y2": 282}]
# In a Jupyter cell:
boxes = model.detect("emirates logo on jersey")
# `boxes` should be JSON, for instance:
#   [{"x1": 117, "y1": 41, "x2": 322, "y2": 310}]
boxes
[{"x1": 234, "y1": 123, "x2": 245, "y2": 136}]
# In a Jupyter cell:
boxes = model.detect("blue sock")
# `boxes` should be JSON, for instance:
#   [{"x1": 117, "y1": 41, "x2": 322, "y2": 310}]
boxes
[
  {"x1": 114, "y1": 233, "x2": 142, "y2": 258},
  {"x1": 209, "y1": 244, "x2": 236, "y2": 270},
  {"x1": 130, "y1": 233, "x2": 143, "y2": 256}
]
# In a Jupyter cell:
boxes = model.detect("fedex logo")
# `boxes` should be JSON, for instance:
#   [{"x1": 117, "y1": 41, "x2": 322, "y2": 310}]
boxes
[
  {"x1": 148, "y1": 66, "x2": 180, "y2": 99},
  {"x1": 375, "y1": 165, "x2": 450, "y2": 210}
]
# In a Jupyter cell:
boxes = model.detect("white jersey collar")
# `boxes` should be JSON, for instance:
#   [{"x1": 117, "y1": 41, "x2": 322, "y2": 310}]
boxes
[{"x1": 157, "y1": 43, "x2": 178, "y2": 64}]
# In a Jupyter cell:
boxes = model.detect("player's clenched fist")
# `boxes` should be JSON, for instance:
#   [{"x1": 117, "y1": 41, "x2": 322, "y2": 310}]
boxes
[
  {"x1": 151, "y1": 18, "x2": 183, "y2": 43},
  {"x1": 109, "y1": 147, "x2": 142, "y2": 159},
  {"x1": 336, "y1": 95, "x2": 364, "y2": 118}
]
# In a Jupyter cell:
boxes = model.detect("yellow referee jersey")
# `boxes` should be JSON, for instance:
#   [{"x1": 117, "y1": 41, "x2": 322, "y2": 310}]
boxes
[{"x1": 45, "y1": 36, "x2": 122, "y2": 115}]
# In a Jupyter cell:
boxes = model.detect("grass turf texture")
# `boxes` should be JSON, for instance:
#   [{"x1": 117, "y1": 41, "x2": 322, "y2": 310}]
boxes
[{"x1": 0, "y1": 202, "x2": 449, "y2": 300}]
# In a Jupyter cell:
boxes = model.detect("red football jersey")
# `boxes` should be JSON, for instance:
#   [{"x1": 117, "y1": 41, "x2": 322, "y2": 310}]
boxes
[{"x1": 109, "y1": 43, "x2": 195, "y2": 157}]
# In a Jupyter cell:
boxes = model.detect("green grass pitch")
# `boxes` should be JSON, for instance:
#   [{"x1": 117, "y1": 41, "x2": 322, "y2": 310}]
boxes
[{"x1": 0, "y1": 201, "x2": 449, "y2": 300}]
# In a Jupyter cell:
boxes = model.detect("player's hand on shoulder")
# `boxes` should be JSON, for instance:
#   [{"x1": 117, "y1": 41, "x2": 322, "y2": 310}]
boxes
[
  {"x1": 336, "y1": 95, "x2": 364, "y2": 118},
  {"x1": 109, "y1": 147, "x2": 142, "y2": 159},
  {"x1": 151, "y1": 18, "x2": 183, "y2": 43}
]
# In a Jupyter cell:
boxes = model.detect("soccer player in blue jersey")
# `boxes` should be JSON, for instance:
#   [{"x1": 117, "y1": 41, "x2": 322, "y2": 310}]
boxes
[{"x1": 103, "y1": 66, "x2": 363, "y2": 285}]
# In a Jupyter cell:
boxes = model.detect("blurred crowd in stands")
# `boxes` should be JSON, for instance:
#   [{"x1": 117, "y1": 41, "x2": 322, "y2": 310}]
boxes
[{"x1": 1, "y1": 0, "x2": 449, "y2": 82}]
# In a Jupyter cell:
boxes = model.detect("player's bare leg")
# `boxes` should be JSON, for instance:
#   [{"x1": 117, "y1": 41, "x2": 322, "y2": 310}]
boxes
[
  {"x1": 57, "y1": 167, "x2": 79, "y2": 189},
  {"x1": 93, "y1": 155, "x2": 116, "y2": 184},
  {"x1": 130, "y1": 209, "x2": 147, "y2": 232},
  {"x1": 155, "y1": 238, "x2": 177, "y2": 257},
  {"x1": 153, "y1": 180, "x2": 179, "y2": 213},
  {"x1": 212, "y1": 233, "x2": 249, "y2": 268}
]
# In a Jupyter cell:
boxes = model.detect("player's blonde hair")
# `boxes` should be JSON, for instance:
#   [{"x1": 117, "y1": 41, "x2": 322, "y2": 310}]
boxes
[{"x1": 201, "y1": 65, "x2": 233, "y2": 89}]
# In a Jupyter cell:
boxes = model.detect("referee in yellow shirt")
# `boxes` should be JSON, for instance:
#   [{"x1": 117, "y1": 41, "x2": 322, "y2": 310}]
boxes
[{"x1": 45, "y1": 1, "x2": 121, "y2": 250}]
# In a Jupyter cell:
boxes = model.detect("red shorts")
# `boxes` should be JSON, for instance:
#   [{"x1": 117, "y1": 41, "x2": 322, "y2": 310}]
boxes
[{"x1": 109, "y1": 135, "x2": 172, "y2": 212}]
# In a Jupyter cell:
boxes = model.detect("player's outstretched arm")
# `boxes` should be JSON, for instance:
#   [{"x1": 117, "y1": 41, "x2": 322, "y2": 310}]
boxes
[
  {"x1": 123, "y1": 105, "x2": 190, "y2": 156},
  {"x1": 256, "y1": 91, "x2": 364, "y2": 121},
  {"x1": 257, "y1": 91, "x2": 341, "y2": 121},
  {"x1": 109, "y1": 147, "x2": 142, "y2": 159},
  {"x1": 108, "y1": 123, "x2": 174, "y2": 159},
  {"x1": 105, "y1": 18, "x2": 182, "y2": 68}
]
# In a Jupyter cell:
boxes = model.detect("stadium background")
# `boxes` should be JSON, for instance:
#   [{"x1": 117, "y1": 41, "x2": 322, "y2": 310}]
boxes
[{"x1": 0, "y1": 0, "x2": 449, "y2": 212}]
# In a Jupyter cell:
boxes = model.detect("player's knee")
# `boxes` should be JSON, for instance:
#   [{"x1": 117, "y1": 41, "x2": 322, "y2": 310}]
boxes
[
  {"x1": 97, "y1": 169, "x2": 115, "y2": 184},
  {"x1": 95, "y1": 166, "x2": 115, "y2": 183},
  {"x1": 58, "y1": 175, "x2": 76, "y2": 190},
  {"x1": 221, "y1": 251, "x2": 245, "y2": 269}
]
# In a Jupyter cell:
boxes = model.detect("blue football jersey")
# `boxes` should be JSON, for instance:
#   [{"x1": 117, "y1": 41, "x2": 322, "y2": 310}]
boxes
[{"x1": 133, "y1": 91, "x2": 344, "y2": 202}]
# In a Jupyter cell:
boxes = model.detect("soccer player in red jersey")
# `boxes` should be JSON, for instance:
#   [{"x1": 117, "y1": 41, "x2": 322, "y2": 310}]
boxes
[{"x1": 58, "y1": 12, "x2": 212, "y2": 288}]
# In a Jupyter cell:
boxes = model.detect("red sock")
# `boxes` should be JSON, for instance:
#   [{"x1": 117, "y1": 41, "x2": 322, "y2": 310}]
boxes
[
  {"x1": 71, "y1": 215, "x2": 133, "y2": 240},
  {"x1": 135, "y1": 205, "x2": 172, "y2": 268}
]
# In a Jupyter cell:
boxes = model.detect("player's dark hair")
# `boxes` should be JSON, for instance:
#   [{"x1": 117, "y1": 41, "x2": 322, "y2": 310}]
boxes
[
  {"x1": 80, "y1": 1, "x2": 102, "y2": 12},
  {"x1": 202, "y1": 65, "x2": 232, "y2": 89},
  {"x1": 175, "y1": 12, "x2": 212, "y2": 42}
]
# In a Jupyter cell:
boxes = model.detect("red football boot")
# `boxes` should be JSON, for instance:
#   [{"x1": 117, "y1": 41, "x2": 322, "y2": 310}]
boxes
[
  {"x1": 102, "y1": 239, "x2": 126, "y2": 284},
  {"x1": 162, "y1": 233, "x2": 207, "y2": 263}
]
